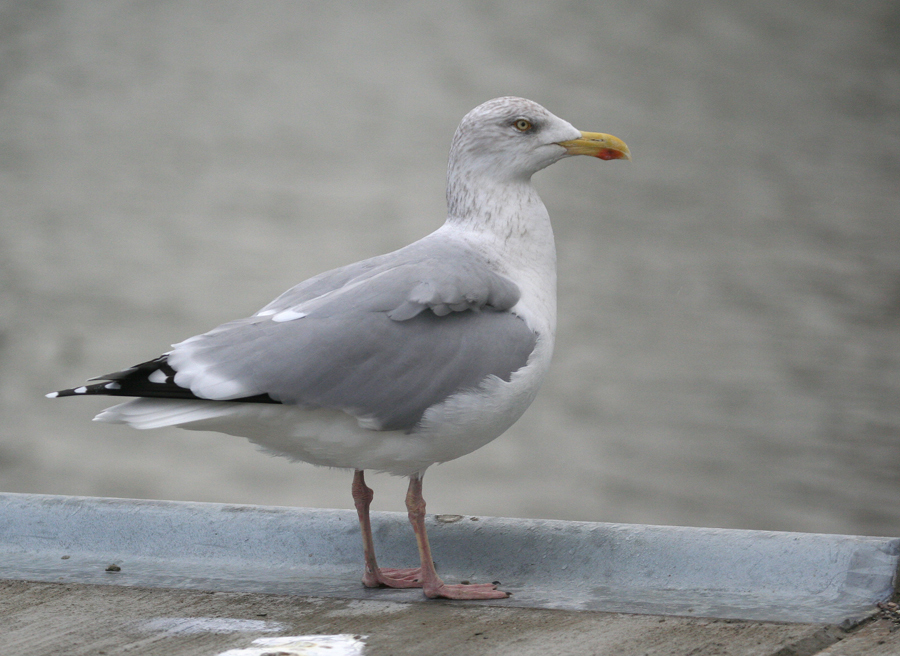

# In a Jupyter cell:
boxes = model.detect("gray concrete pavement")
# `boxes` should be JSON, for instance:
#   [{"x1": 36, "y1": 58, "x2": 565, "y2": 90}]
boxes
[{"x1": 2, "y1": 580, "x2": 898, "y2": 656}]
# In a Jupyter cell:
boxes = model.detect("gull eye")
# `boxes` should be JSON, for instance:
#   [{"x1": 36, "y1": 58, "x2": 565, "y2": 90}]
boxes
[{"x1": 513, "y1": 118, "x2": 533, "y2": 132}]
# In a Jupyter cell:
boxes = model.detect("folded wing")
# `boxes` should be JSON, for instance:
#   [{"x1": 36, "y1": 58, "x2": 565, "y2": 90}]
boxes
[{"x1": 53, "y1": 237, "x2": 538, "y2": 432}]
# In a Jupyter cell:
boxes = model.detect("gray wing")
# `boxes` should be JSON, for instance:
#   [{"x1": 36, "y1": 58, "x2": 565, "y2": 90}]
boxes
[
  {"x1": 250, "y1": 237, "x2": 520, "y2": 320},
  {"x1": 166, "y1": 237, "x2": 537, "y2": 431}
]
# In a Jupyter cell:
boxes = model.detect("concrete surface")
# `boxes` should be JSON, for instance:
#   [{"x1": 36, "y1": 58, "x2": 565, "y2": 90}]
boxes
[
  {"x1": 2, "y1": 494, "x2": 899, "y2": 654},
  {"x1": 1, "y1": 494, "x2": 898, "y2": 626},
  {"x1": 3, "y1": 580, "x2": 900, "y2": 656},
  {"x1": 3, "y1": 1, "x2": 900, "y2": 539}
]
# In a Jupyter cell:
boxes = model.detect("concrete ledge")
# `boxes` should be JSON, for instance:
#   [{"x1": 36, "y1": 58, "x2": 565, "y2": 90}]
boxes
[{"x1": 0, "y1": 493, "x2": 896, "y2": 625}]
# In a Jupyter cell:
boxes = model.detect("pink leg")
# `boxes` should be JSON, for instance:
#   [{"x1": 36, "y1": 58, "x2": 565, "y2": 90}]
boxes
[
  {"x1": 351, "y1": 470, "x2": 422, "y2": 588},
  {"x1": 405, "y1": 474, "x2": 509, "y2": 600}
]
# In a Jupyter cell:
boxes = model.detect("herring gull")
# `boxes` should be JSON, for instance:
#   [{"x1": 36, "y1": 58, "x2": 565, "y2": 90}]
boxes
[{"x1": 49, "y1": 96, "x2": 630, "y2": 599}]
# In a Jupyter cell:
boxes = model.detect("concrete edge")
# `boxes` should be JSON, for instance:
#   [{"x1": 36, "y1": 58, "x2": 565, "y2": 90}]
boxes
[{"x1": 0, "y1": 493, "x2": 897, "y2": 625}]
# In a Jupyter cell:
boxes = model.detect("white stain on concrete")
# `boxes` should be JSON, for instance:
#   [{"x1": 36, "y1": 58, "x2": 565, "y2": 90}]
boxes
[{"x1": 218, "y1": 634, "x2": 367, "y2": 656}]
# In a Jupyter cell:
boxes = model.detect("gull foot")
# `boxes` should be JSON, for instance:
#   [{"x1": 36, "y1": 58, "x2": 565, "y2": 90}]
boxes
[
  {"x1": 362, "y1": 567, "x2": 423, "y2": 589},
  {"x1": 424, "y1": 582, "x2": 510, "y2": 600}
]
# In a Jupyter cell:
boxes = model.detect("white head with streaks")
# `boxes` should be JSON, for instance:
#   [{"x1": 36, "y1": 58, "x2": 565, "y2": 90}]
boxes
[{"x1": 447, "y1": 97, "x2": 581, "y2": 191}]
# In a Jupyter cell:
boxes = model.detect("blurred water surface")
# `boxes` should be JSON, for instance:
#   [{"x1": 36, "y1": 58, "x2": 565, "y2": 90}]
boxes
[{"x1": 1, "y1": 1, "x2": 898, "y2": 536}]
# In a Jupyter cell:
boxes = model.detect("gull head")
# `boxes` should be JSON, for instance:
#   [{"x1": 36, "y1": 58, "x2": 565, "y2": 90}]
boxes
[{"x1": 447, "y1": 96, "x2": 630, "y2": 184}]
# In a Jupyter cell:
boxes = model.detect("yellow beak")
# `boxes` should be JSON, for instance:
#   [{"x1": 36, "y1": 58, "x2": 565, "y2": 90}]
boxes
[{"x1": 557, "y1": 131, "x2": 631, "y2": 161}]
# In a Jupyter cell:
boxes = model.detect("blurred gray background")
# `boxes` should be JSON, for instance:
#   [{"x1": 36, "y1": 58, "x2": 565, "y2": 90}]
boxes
[{"x1": 2, "y1": 1, "x2": 898, "y2": 536}]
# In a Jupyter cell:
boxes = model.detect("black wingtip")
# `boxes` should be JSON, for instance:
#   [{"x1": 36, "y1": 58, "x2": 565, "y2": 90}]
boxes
[
  {"x1": 46, "y1": 381, "x2": 120, "y2": 399},
  {"x1": 48, "y1": 355, "x2": 281, "y2": 405}
]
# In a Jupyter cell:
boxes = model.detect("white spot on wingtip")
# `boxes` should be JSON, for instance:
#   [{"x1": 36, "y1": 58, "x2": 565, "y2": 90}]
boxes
[
  {"x1": 148, "y1": 369, "x2": 167, "y2": 384},
  {"x1": 255, "y1": 309, "x2": 277, "y2": 317},
  {"x1": 46, "y1": 392, "x2": 59, "y2": 398},
  {"x1": 74, "y1": 386, "x2": 88, "y2": 394},
  {"x1": 171, "y1": 368, "x2": 253, "y2": 400},
  {"x1": 105, "y1": 382, "x2": 122, "y2": 390}
]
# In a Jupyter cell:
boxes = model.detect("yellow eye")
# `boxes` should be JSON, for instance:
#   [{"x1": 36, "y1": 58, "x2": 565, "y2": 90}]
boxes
[{"x1": 514, "y1": 118, "x2": 533, "y2": 132}]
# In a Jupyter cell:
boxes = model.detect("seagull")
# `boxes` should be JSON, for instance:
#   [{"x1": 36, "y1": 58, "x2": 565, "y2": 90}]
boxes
[{"x1": 49, "y1": 96, "x2": 630, "y2": 600}]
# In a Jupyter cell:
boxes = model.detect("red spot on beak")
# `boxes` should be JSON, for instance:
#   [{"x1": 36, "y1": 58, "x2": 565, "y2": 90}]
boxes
[{"x1": 596, "y1": 148, "x2": 627, "y2": 161}]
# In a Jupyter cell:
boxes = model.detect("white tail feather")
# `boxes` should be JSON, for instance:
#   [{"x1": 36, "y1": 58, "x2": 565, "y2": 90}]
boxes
[{"x1": 94, "y1": 399, "x2": 240, "y2": 430}]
